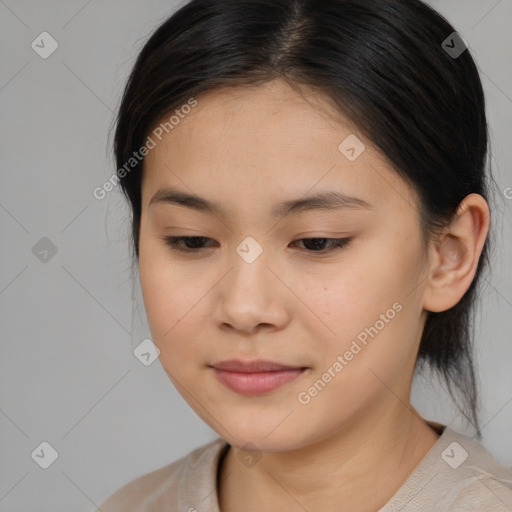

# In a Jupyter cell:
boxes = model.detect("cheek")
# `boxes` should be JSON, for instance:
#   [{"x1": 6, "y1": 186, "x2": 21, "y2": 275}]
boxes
[
  {"x1": 138, "y1": 242, "x2": 202, "y2": 370},
  {"x1": 316, "y1": 241, "x2": 421, "y2": 367}
]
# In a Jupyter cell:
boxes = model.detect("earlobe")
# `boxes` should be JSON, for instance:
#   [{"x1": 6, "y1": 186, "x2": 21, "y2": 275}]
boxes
[{"x1": 422, "y1": 193, "x2": 490, "y2": 313}]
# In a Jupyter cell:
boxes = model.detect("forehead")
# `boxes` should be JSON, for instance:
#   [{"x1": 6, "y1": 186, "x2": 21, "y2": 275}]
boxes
[
  {"x1": 141, "y1": 79, "x2": 419, "y2": 220},
  {"x1": 151, "y1": 79, "x2": 354, "y2": 151}
]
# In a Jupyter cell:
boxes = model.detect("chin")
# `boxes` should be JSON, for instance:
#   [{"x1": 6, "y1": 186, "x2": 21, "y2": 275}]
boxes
[{"x1": 211, "y1": 416, "x2": 314, "y2": 453}]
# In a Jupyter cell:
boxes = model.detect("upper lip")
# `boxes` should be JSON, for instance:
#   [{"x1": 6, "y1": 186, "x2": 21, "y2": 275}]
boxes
[{"x1": 210, "y1": 360, "x2": 306, "y2": 372}]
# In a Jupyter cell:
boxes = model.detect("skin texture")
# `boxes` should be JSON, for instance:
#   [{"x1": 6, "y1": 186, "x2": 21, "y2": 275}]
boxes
[{"x1": 138, "y1": 78, "x2": 490, "y2": 512}]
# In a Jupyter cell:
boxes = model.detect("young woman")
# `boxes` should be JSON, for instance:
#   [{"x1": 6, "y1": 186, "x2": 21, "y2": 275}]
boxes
[{"x1": 97, "y1": 0, "x2": 512, "y2": 510}]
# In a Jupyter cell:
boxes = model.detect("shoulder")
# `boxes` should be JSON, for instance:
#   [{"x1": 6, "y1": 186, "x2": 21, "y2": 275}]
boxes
[
  {"x1": 96, "y1": 437, "x2": 228, "y2": 512},
  {"x1": 428, "y1": 426, "x2": 512, "y2": 511},
  {"x1": 447, "y1": 474, "x2": 512, "y2": 511},
  {"x1": 382, "y1": 423, "x2": 512, "y2": 512}
]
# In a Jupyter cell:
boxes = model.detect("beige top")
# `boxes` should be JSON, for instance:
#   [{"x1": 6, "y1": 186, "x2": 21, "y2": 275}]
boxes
[{"x1": 97, "y1": 422, "x2": 512, "y2": 511}]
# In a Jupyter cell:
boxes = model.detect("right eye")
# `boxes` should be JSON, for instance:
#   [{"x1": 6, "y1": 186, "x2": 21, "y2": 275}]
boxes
[{"x1": 162, "y1": 236, "x2": 217, "y2": 253}]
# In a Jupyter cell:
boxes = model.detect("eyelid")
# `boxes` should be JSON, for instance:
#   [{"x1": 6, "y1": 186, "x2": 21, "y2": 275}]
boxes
[{"x1": 161, "y1": 235, "x2": 353, "y2": 255}]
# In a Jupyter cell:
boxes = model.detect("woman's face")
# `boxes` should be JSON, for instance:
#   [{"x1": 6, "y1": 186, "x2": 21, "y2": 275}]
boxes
[{"x1": 138, "y1": 78, "x2": 434, "y2": 451}]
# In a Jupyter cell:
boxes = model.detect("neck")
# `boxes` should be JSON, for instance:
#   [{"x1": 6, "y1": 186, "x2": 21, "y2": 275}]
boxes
[{"x1": 218, "y1": 399, "x2": 440, "y2": 512}]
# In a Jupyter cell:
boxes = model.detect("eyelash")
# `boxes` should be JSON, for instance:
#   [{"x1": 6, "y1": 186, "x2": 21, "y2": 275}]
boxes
[{"x1": 162, "y1": 236, "x2": 353, "y2": 255}]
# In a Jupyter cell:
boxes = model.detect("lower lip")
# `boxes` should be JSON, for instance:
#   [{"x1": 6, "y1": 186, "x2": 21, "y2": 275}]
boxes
[{"x1": 212, "y1": 368, "x2": 306, "y2": 395}]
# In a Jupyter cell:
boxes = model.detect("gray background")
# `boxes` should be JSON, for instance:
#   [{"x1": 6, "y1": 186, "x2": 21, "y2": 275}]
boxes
[{"x1": 0, "y1": 1, "x2": 511, "y2": 510}]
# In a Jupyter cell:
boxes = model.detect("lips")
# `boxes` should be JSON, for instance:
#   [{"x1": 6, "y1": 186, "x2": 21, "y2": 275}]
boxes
[
  {"x1": 210, "y1": 359, "x2": 308, "y2": 395},
  {"x1": 211, "y1": 359, "x2": 305, "y2": 372}
]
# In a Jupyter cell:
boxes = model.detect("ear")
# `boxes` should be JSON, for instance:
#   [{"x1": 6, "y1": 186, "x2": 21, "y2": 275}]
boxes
[{"x1": 422, "y1": 193, "x2": 490, "y2": 313}]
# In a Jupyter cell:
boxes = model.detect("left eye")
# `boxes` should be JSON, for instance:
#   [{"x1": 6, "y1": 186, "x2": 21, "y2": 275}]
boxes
[
  {"x1": 291, "y1": 237, "x2": 352, "y2": 253},
  {"x1": 162, "y1": 236, "x2": 352, "y2": 254}
]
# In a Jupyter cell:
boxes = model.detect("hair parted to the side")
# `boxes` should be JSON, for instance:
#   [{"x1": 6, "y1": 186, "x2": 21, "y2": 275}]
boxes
[{"x1": 111, "y1": 0, "x2": 496, "y2": 438}]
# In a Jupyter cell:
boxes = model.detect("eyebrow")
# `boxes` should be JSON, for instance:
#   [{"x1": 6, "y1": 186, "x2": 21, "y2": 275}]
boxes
[{"x1": 148, "y1": 187, "x2": 373, "y2": 218}]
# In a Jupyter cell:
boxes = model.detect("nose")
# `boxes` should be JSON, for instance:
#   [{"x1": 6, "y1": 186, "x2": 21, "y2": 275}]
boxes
[{"x1": 213, "y1": 246, "x2": 290, "y2": 335}]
